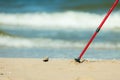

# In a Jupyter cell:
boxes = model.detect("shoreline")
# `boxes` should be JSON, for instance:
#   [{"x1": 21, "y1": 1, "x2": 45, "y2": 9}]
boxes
[
  {"x1": 0, "y1": 57, "x2": 120, "y2": 61},
  {"x1": 0, "y1": 58, "x2": 120, "y2": 80}
]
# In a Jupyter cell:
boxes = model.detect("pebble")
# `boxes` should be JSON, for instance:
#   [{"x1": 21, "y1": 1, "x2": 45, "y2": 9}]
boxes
[{"x1": 43, "y1": 57, "x2": 49, "y2": 62}]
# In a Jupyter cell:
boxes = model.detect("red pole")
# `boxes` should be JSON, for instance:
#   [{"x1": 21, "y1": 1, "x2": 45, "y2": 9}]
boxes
[{"x1": 75, "y1": 0, "x2": 119, "y2": 63}]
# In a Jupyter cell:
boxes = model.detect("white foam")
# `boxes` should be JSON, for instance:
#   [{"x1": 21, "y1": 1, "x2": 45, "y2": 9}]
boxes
[
  {"x1": 0, "y1": 36, "x2": 120, "y2": 49},
  {"x1": 0, "y1": 11, "x2": 120, "y2": 30}
]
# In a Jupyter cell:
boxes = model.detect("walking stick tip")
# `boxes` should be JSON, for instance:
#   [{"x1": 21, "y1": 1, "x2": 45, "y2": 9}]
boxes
[
  {"x1": 74, "y1": 58, "x2": 81, "y2": 63},
  {"x1": 74, "y1": 58, "x2": 86, "y2": 63}
]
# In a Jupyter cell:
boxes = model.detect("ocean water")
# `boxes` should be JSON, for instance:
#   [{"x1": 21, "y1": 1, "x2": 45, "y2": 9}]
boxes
[{"x1": 0, "y1": 0, "x2": 120, "y2": 59}]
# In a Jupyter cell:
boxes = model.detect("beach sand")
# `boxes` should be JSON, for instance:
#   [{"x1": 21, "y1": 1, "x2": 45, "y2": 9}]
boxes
[{"x1": 0, "y1": 58, "x2": 120, "y2": 80}]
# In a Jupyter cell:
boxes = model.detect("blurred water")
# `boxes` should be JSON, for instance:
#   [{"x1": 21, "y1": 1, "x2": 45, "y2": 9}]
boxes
[{"x1": 0, "y1": 0, "x2": 120, "y2": 59}]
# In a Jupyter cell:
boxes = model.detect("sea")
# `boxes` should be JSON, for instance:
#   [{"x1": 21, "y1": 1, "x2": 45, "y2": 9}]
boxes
[{"x1": 0, "y1": 0, "x2": 120, "y2": 60}]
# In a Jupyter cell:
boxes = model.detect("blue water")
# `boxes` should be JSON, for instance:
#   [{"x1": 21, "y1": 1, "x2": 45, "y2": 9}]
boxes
[
  {"x1": 0, "y1": 0, "x2": 120, "y2": 59},
  {"x1": 0, "y1": 0, "x2": 119, "y2": 13},
  {"x1": 0, "y1": 48, "x2": 120, "y2": 60}
]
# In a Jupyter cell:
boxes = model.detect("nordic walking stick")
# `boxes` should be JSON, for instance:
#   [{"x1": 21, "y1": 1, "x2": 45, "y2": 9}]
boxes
[{"x1": 75, "y1": 0, "x2": 119, "y2": 63}]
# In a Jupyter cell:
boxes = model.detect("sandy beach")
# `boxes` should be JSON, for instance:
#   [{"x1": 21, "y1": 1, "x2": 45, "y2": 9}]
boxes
[{"x1": 0, "y1": 58, "x2": 120, "y2": 80}]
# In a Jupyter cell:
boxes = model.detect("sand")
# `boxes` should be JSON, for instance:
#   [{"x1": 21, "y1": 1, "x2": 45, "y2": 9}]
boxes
[{"x1": 0, "y1": 58, "x2": 120, "y2": 80}]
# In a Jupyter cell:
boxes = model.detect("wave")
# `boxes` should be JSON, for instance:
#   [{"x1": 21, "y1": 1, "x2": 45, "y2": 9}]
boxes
[
  {"x1": 0, "y1": 35, "x2": 120, "y2": 49},
  {"x1": 0, "y1": 11, "x2": 120, "y2": 30}
]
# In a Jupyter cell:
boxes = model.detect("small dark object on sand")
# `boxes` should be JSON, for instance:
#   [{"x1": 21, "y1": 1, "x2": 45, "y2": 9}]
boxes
[
  {"x1": 43, "y1": 57, "x2": 49, "y2": 62},
  {"x1": 0, "y1": 73, "x2": 4, "y2": 75}
]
